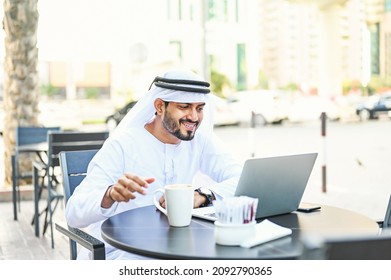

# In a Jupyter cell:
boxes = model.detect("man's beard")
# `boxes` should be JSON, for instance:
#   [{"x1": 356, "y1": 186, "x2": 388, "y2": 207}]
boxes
[{"x1": 162, "y1": 111, "x2": 198, "y2": 141}]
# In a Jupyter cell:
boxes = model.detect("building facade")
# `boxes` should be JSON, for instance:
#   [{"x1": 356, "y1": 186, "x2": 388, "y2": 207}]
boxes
[{"x1": 1, "y1": 0, "x2": 391, "y2": 101}]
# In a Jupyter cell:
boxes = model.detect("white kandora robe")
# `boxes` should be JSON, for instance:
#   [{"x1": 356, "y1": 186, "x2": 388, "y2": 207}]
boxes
[{"x1": 65, "y1": 126, "x2": 242, "y2": 259}]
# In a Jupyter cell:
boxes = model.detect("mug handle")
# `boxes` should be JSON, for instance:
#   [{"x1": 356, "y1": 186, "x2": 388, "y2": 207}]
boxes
[{"x1": 153, "y1": 189, "x2": 167, "y2": 215}]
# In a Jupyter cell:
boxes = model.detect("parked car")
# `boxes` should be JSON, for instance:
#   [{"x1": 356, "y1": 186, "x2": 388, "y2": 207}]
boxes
[
  {"x1": 286, "y1": 95, "x2": 342, "y2": 123},
  {"x1": 228, "y1": 90, "x2": 289, "y2": 126},
  {"x1": 355, "y1": 93, "x2": 391, "y2": 121},
  {"x1": 105, "y1": 101, "x2": 138, "y2": 132},
  {"x1": 210, "y1": 94, "x2": 240, "y2": 127}
]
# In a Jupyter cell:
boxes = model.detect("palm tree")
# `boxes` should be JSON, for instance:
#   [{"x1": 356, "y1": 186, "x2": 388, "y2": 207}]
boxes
[{"x1": 3, "y1": 0, "x2": 40, "y2": 186}]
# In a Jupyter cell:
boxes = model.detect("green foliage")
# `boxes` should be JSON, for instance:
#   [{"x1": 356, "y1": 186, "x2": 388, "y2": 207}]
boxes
[
  {"x1": 342, "y1": 80, "x2": 364, "y2": 95},
  {"x1": 210, "y1": 69, "x2": 231, "y2": 97},
  {"x1": 40, "y1": 83, "x2": 60, "y2": 97},
  {"x1": 283, "y1": 82, "x2": 299, "y2": 91},
  {"x1": 367, "y1": 75, "x2": 391, "y2": 94},
  {"x1": 84, "y1": 87, "x2": 99, "y2": 99},
  {"x1": 258, "y1": 70, "x2": 269, "y2": 89},
  {"x1": 342, "y1": 80, "x2": 353, "y2": 94}
]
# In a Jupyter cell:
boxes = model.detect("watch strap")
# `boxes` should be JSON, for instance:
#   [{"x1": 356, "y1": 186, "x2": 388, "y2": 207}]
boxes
[{"x1": 195, "y1": 188, "x2": 215, "y2": 207}]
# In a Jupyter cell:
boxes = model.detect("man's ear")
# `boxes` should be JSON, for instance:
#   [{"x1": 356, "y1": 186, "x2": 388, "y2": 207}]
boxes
[{"x1": 154, "y1": 98, "x2": 165, "y2": 115}]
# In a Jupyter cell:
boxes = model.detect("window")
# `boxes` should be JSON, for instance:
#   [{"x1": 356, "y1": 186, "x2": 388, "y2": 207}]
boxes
[
  {"x1": 237, "y1": 43, "x2": 247, "y2": 90},
  {"x1": 207, "y1": 0, "x2": 228, "y2": 22},
  {"x1": 167, "y1": 0, "x2": 182, "y2": 21},
  {"x1": 385, "y1": 0, "x2": 391, "y2": 12},
  {"x1": 385, "y1": 33, "x2": 391, "y2": 77},
  {"x1": 370, "y1": 23, "x2": 380, "y2": 75}
]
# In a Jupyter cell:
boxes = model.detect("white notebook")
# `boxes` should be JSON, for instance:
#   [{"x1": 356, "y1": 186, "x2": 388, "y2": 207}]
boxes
[{"x1": 240, "y1": 219, "x2": 292, "y2": 248}]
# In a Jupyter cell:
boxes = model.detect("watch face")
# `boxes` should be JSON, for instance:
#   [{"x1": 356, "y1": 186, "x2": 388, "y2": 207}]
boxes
[{"x1": 199, "y1": 188, "x2": 212, "y2": 195}]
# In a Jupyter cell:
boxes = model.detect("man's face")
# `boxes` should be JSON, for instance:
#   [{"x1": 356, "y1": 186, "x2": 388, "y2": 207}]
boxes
[{"x1": 162, "y1": 102, "x2": 205, "y2": 141}]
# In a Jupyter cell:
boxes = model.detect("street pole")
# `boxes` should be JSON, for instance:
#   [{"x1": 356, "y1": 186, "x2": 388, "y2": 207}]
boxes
[
  {"x1": 320, "y1": 112, "x2": 327, "y2": 193},
  {"x1": 250, "y1": 111, "x2": 256, "y2": 158}
]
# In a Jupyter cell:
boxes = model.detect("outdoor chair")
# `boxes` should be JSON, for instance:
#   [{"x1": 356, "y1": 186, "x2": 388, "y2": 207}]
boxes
[
  {"x1": 302, "y1": 195, "x2": 391, "y2": 260},
  {"x1": 33, "y1": 130, "x2": 109, "y2": 248},
  {"x1": 11, "y1": 126, "x2": 61, "y2": 220},
  {"x1": 301, "y1": 231, "x2": 391, "y2": 260},
  {"x1": 55, "y1": 149, "x2": 105, "y2": 260}
]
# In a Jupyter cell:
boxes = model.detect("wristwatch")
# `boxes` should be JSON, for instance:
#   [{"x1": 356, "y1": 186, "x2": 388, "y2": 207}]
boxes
[{"x1": 195, "y1": 188, "x2": 215, "y2": 208}]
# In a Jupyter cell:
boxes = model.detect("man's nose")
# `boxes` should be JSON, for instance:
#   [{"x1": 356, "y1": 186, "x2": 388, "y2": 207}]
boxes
[{"x1": 187, "y1": 108, "x2": 199, "y2": 121}]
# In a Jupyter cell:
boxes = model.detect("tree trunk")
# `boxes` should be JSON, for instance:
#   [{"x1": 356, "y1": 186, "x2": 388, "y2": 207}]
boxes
[{"x1": 2, "y1": 0, "x2": 40, "y2": 187}]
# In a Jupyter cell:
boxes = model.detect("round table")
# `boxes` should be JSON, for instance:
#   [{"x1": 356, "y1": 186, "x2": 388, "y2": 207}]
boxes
[{"x1": 101, "y1": 204, "x2": 379, "y2": 260}]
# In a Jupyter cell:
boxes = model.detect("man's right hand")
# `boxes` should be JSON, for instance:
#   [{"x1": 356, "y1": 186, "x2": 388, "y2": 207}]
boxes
[{"x1": 101, "y1": 173, "x2": 155, "y2": 208}]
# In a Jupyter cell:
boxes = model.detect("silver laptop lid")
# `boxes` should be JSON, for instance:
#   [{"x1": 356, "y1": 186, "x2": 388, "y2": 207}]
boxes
[{"x1": 235, "y1": 153, "x2": 318, "y2": 219}]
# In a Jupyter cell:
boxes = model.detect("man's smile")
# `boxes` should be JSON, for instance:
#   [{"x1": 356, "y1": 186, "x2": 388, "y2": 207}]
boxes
[{"x1": 181, "y1": 121, "x2": 197, "y2": 131}]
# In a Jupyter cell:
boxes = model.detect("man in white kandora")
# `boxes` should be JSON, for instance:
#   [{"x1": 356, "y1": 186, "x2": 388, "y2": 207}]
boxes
[{"x1": 65, "y1": 69, "x2": 242, "y2": 259}]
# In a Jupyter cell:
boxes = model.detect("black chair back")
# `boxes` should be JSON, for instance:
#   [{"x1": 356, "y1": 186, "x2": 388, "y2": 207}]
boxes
[
  {"x1": 48, "y1": 131, "x2": 109, "y2": 169},
  {"x1": 43, "y1": 131, "x2": 109, "y2": 248},
  {"x1": 301, "y1": 232, "x2": 391, "y2": 260},
  {"x1": 324, "y1": 234, "x2": 391, "y2": 260}
]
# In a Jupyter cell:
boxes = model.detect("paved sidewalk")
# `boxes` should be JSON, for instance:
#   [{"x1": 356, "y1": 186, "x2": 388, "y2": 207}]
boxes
[{"x1": 0, "y1": 200, "x2": 68, "y2": 260}]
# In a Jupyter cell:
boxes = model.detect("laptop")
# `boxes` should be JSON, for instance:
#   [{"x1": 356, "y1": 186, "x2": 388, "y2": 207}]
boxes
[{"x1": 192, "y1": 152, "x2": 318, "y2": 221}]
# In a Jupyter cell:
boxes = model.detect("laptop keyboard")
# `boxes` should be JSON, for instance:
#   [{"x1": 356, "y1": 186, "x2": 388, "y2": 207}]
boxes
[{"x1": 205, "y1": 212, "x2": 217, "y2": 218}]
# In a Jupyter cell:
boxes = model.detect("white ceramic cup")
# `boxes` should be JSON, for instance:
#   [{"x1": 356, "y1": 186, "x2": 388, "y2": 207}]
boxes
[{"x1": 153, "y1": 184, "x2": 194, "y2": 227}]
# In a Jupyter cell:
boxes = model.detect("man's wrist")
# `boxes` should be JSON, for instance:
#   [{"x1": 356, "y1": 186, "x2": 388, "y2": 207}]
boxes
[
  {"x1": 108, "y1": 186, "x2": 115, "y2": 202},
  {"x1": 101, "y1": 186, "x2": 115, "y2": 209},
  {"x1": 195, "y1": 188, "x2": 215, "y2": 207}
]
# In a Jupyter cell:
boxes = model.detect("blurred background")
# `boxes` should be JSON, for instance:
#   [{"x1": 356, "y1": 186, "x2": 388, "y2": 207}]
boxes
[
  {"x1": 1, "y1": 0, "x2": 391, "y2": 219},
  {"x1": 1, "y1": 0, "x2": 391, "y2": 128}
]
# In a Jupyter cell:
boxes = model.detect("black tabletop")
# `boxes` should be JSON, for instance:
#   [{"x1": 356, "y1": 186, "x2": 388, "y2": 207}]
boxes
[{"x1": 101, "y1": 204, "x2": 379, "y2": 260}]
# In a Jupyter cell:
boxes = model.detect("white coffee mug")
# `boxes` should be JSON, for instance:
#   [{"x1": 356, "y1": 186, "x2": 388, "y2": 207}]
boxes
[{"x1": 153, "y1": 184, "x2": 194, "y2": 227}]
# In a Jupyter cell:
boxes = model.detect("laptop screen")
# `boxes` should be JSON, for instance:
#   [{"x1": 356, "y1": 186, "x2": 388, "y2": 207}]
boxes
[{"x1": 235, "y1": 153, "x2": 318, "y2": 218}]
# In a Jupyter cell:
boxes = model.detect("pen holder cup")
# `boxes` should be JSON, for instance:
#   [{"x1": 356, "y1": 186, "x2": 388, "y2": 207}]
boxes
[{"x1": 214, "y1": 221, "x2": 256, "y2": 246}]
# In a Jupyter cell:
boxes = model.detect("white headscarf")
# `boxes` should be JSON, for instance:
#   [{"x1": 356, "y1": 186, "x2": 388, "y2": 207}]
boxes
[{"x1": 114, "y1": 69, "x2": 215, "y2": 137}]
